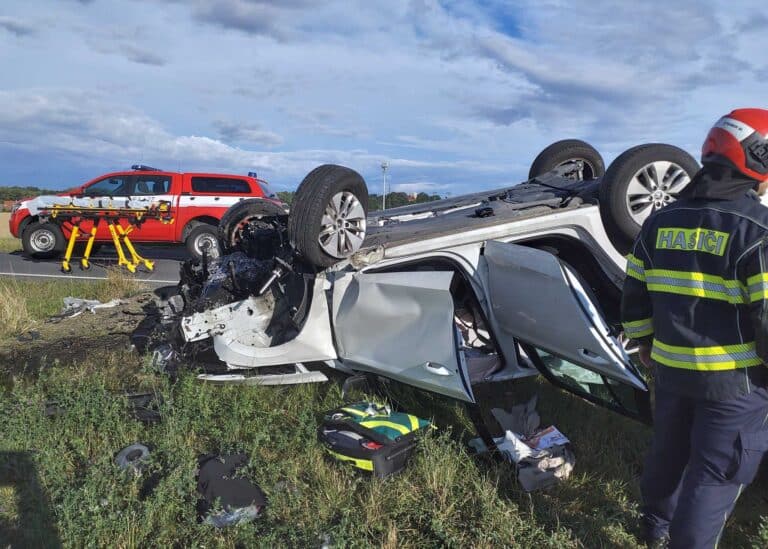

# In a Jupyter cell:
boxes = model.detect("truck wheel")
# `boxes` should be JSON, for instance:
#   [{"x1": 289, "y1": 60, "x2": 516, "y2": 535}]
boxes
[
  {"x1": 288, "y1": 164, "x2": 368, "y2": 268},
  {"x1": 21, "y1": 221, "x2": 66, "y2": 259},
  {"x1": 529, "y1": 139, "x2": 605, "y2": 181},
  {"x1": 185, "y1": 223, "x2": 221, "y2": 260},
  {"x1": 598, "y1": 144, "x2": 699, "y2": 254},
  {"x1": 218, "y1": 199, "x2": 288, "y2": 257}
]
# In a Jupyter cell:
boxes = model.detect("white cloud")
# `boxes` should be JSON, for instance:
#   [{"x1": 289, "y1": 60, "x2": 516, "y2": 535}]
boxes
[
  {"x1": 80, "y1": 24, "x2": 169, "y2": 66},
  {"x1": 213, "y1": 120, "x2": 284, "y2": 147},
  {"x1": 0, "y1": 88, "x2": 508, "y2": 192},
  {"x1": 0, "y1": 16, "x2": 35, "y2": 37},
  {"x1": 0, "y1": 0, "x2": 764, "y2": 195}
]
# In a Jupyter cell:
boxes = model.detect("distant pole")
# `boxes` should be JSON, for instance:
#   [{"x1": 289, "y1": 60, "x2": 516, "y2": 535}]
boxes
[{"x1": 381, "y1": 161, "x2": 389, "y2": 211}]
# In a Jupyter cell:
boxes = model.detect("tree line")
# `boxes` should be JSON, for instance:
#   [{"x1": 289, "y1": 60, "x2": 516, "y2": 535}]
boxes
[{"x1": 0, "y1": 186, "x2": 60, "y2": 203}]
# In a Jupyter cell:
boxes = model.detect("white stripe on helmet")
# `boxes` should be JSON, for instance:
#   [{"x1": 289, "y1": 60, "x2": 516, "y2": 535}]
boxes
[{"x1": 714, "y1": 117, "x2": 755, "y2": 142}]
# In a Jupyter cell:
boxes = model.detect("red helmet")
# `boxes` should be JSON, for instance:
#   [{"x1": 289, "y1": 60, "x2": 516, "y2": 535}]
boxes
[{"x1": 702, "y1": 108, "x2": 768, "y2": 181}]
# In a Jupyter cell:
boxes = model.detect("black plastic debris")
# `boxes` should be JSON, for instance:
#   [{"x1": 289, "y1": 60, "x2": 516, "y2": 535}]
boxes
[
  {"x1": 475, "y1": 206, "x2": 495, "y2": 218},
  {"x1": 45, "y1": 392, "x2": 164, "y2": 423},
  {"x1": 196, "y1": 453, "x2": 267, "y2": 528},
  {"x1": 16, "y1": 330, "x2": 41, "y2": 342},
  {"x1": 125, "y1": 392, "x2": 164, "y2": 424},
  {"x1": 43, "y1": 401, "x2": 66, "y2": 417}
]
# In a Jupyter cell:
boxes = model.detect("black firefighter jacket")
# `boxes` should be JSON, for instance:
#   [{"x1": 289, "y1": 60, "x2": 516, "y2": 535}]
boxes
[{"x1": 621, "y1": 169, "x2": 768, "y2": 401}]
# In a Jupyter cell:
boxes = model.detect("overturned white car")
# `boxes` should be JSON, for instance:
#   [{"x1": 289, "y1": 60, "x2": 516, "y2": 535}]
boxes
[{"x1": 158, "y1": 140, "x2": 705, "y2": 427}]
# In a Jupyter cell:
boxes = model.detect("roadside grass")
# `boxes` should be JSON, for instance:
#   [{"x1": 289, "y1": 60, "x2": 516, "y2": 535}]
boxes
[
  {"x1": 1, "y1": 280, "x2": 768, "y2": 546},
  {"x1": 0, "y1": 237, "x2": 21, "y2": 254},
  {"x1": 0, "y1": 269, "x2": 145, "y2": 331},
  {"x1": 0, "y1": 282, "x2": 34, "y2": 338}
]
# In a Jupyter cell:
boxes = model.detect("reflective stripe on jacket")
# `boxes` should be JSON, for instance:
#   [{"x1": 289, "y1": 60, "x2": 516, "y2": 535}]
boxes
[{"x1": 621, "y1": 190, "x2": 768, "y2": 400}]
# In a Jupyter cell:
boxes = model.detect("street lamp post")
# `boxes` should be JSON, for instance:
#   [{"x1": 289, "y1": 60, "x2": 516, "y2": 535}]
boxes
[{"x1": 381, "y1": 161, "x2": 389, "y2": 211}]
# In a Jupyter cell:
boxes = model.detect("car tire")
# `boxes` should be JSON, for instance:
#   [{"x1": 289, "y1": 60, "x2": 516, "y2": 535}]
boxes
[
  {"x1": 288, "y1": 164, "x2": 369, "y2": 268},
  {"x1": 21, "y1": 221, "x2": 66, "y2": 259},
  {"x1": 599, "y1": 143, "x2": 700, "y2": 255},
  {"x1": 218, "y1": 199, "x2": 288, "y2": 256},
  {"x1": 528, "y1": 139, "x2": 605, "y2": 181},
  {"x1": 185, "y1": 223, "x2": 221, "y2": 260}
]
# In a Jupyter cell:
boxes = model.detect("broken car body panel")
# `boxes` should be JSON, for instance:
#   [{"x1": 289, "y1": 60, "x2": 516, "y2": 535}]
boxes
[
  {"x1": 480, "y1": 240, "x2": 646, "y2": 390},
  {"x1": 331, "y1": 270, "x2": 475, "y2": 402},
  {"x1": 181, "y1": 276, "x2": 338, "y2": 368}
]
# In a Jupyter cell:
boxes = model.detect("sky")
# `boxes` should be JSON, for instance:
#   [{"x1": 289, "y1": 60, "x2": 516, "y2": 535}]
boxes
[{"x1": 0, "y1": 0, "x2": 766, "y2": 196}]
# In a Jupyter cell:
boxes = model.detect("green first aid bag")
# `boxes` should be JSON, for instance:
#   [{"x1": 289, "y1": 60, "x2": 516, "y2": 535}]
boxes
[{"x1": 318, "y1": 402, "x2": 432, "y2": 478}]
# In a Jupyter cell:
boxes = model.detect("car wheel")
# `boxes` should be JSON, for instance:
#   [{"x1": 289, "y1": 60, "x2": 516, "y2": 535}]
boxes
[
  {"x1": 528, "y1": 139, "x2": 605, "y2": 181},
  {"x1": 288, "y1": 164, "x2": 369, "y2": 267},
  {"x1": 599, "y1": 144, "x2": 700, "y2": 255},
  {"x1": 218, "y1": 199, "x2": 288, "y2": 257},
  {"x1": 186, "y1": 223, "x2": 221, "y2": 260},
  {"x1": 21, "y1": 221, "x2": 66, "y2": 259}
]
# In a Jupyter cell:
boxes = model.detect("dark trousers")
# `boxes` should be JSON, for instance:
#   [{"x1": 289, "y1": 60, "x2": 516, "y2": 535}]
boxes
[{"x1": 641, "y1": 385, "x2": 768, "y2": 548}]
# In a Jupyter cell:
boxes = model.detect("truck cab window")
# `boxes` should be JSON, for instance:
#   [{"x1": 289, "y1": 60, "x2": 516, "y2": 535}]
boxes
[
  {"x1": 83, "y1": 176, "x2": 132, "y2": 197},
  {"x1": 133, "y1": 175, "x2": 171, "y2": 196},
  {"x1": 191, "y1": 177, "x2": 251, "y2": 194}
]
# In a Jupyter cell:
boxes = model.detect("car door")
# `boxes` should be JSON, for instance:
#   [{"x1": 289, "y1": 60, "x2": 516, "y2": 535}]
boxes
[
  {"x1": 79, "y1": 174, "x2": 134, "y2": 239},
  {"x1": 127, "y1": 173, "x2": 176, "y2": 241},
  {"x1": 331, "y1": 270, "x2": 475, "y2": 402},
  {"x1": 480, "y1": 240, "x2": 651, "y2": 422}
]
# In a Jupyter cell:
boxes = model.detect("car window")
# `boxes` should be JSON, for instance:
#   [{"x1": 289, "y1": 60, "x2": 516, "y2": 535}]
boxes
[
  {"x1": 133, "y1": 175, "x2": 172, "y2": 195},
  {"x1": 256, "y1": 179, "x2": 276, "y2": 198},
  {"x1": 82, "y1": 176, "x2": 132, "y2": 196},
  {"x1": 191, "y1": 177, "x2": 251, "y2": 194},
  {"x1": 527, "y1": 346, "x2": 650, "y2": 421}
]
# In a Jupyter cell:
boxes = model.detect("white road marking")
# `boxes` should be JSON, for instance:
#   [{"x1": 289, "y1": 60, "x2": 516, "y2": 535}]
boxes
[{"x1": 0, "y1": 271, "x2": 177, "y2": 284}]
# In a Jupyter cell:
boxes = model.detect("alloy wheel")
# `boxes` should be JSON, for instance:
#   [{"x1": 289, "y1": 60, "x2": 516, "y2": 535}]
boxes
[
  {"x1": 30, "y1": 228, "x2": 57, "y2": 253},
  {"x1": 625, "y1": 161, "x2": 691, "y2": 224},
  {"x1": 318, "y1": 191, "x2": 367, "y2": 258},
  {"x1": 195, "y1": 233, "x2": 221, "y2": 259}
]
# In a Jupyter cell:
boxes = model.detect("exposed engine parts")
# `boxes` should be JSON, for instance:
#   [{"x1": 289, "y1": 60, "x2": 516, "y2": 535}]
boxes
[{"x1": 148, "y1": 208, "x2": 320, "y2": 382}]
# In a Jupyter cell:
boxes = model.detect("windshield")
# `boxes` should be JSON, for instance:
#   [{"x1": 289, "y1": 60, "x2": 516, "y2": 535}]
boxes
[{"x1": 257, "y1": 179, "x2": 277, "y2": 198}]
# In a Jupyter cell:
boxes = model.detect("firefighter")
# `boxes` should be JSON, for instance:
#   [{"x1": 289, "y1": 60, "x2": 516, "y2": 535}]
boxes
[{"x1": 622, "y1": 108, "x2": 768, "y2": 548}]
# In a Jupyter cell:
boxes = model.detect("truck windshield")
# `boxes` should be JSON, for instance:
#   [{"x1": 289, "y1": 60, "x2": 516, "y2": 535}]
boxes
[{"x1": 257, "y1": 179, "x2": 277, "y2": 198}]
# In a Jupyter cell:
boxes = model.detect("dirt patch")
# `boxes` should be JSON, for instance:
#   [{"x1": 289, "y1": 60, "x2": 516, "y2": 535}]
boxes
[
  {"x1": 0, "y1": 213, "x2": 11, "y2": 238},
  {"x1": 0, "y1": 292, "x2": 158, "y2": 385}
]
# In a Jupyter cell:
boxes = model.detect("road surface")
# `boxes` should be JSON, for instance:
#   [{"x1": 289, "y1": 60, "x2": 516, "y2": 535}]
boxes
[{"x1": 0, "y1": 247, "x2": 186, "y2": 285}]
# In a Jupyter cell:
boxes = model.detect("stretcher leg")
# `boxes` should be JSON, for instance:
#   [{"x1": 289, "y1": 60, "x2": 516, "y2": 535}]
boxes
[
  {"x1": 61, "y1": 225, "x2": 80, "y2": 273},
  {"x1": 109, "y1": 223, "x2": 135, "y2": 273},
  {"x1": 116, "y1": 224, "x2": 154, "y2": 271},
  {"x1": 80, "y1": 227, "x2": 98, "y2": 270}
]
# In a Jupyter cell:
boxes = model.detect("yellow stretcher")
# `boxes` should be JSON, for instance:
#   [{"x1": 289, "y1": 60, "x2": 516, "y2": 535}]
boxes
[{"x1": 42, "y1": 201, "x2": 174, "y2": 273}]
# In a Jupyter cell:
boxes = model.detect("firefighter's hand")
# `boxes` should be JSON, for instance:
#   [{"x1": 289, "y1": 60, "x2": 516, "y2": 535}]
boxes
[{"x1": 638, "y1": 343, "x2": 652, "y2": 368}]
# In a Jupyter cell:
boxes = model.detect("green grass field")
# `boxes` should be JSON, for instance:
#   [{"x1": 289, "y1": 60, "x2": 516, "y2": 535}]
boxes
[
  {"x1": 0, "y1": 237, "x2": 21, "y2": 254},
  {"x1": 1, "y1": 279, "x2": 767, "y2": 547}
]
